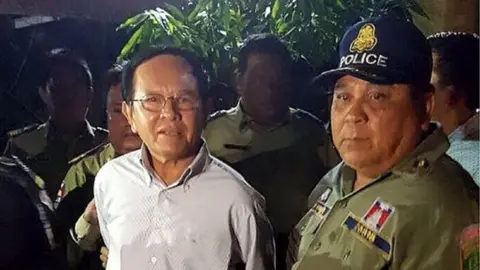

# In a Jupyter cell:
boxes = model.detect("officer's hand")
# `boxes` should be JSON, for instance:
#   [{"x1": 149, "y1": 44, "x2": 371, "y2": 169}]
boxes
[
  {"x1": 100, "y1": 246, "x2": 109, "y2": 268},
  {"x1": 83, "y1": 199, "x2": 98, "y2": 225}
]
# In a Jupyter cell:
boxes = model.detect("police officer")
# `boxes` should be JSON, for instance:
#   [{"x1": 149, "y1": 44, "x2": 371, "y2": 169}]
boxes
[
  {"x1": 55, "y1": 64, "x2": 142, "y2": 269},
  {"x1": 3, "y1": 48, "x2": 108, "y2": 200},
  {"x1": 204, "y1": 34, "x2": 339, "y2": 270},
  {"x1": 287, "y1": 16, "x2": 478, "y2": 270}
]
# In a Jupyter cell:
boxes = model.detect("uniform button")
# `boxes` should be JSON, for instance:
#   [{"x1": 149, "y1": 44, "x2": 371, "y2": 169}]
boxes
[
  {"x1": 338, "y1": 201, "x2": 348, "y2": 208},
  {"x1": 151, "y1": 257, "x2": 157, "y2": 264},
  {"x1": 343, "y1": 250, "x2": 351, "y2": 260},
  {"x1": 314, "y1": 241, "x2": 322, "y2": 250}
]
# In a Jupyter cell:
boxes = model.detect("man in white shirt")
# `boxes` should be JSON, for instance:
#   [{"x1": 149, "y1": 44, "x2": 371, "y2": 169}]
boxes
[{"x1": 94, "y1": 47, "x2": 275, "y2": 270}]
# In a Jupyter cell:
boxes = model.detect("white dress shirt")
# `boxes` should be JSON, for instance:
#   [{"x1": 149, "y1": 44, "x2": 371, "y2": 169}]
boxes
[{"x1": 94, "y1": 143, "x2": 275, "y2": 270}]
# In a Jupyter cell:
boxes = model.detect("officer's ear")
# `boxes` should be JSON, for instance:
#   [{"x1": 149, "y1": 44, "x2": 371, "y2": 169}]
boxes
[
  {"x1": 421, "y1": 84, "x2": 435, "y2": 131},
  {"x1": 122, "y1": 101, "x2": 137, "y2": 134}
]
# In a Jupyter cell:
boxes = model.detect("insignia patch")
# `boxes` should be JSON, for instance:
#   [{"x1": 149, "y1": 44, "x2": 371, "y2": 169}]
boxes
[
  {"x1": 363, "y1": 199, "x2": 394, "y2": 232},
  {"x1": 319, "y1": 188, "x2": 332, "y2": 203},
  {"x1": 350, "y1": 23, "x2": 378, "y2": 53},
  {"x1": 459, "y1": 224, "x2": 479, "y2": 270},
  {"x1": 343, "y1": 214, "x2": 392, "y2": 259},
  {"x1": 312, "y1": 201, "x2": 330, "y2": 217}
]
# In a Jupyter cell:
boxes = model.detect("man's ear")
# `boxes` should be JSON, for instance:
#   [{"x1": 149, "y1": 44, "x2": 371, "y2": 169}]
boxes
[
  {"x1": 422, "y1": 86, "x2": 435, "y2": 131},
  {"x1": 122, "y1": 101, "x2": 137, "y2": 133}
]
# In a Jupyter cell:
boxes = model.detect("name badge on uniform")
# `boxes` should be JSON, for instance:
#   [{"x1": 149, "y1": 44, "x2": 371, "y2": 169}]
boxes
[
  {"x1": 343, "y1": 213, "x2": 392, "y2": 259},
  {"x1": 320, "y1": 188, "x2": 332, "y2": 203}
]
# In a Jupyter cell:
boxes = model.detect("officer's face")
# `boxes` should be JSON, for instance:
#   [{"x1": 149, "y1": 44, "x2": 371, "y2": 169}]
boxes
[
  {"x1": 41, "y1": 63, "x2": 91, "y2": 124},
  {"x1": 237, "y1": 53, "x2": 292, "y2": 125},
  {"x1": 331, "y1": 75, "x2": 432, "y2": 177},
  {"x1": 107, "y1": 84, "x2": 142, "y2": 155},
  {"x1": 123, "y1": 55, "x2": 207, "y2": 162}
]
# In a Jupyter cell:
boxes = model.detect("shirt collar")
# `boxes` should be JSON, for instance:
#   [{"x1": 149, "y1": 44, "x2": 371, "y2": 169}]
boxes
[
  {"x1": 449, "y1": 112, "x2": 480, "y2": 141},
  {"x1": 139, "y1": 141, "x2": 211, "y2": 188},
  {"x1": 45, "y1": 119, "x2": 95, "y2": 142},
  {"x1": 236, "y1": 99, "x2": 291, "y2": 132},
  {"x1": 338, "y1": 123, "x2": 449, "y2": 194}
]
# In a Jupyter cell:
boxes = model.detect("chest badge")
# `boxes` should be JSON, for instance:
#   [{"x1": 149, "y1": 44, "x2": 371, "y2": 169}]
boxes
[
  {"x1": 320, "y1": 188, "x2": 332, "y2": 203},
  {"x1": 362, "y1": 199, "x2": 395, "y2": 232}
]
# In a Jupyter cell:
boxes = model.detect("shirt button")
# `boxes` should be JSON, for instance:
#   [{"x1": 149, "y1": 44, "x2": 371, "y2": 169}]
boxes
[
  {"x1": 314, "y1": 241, "x2": 322, "y2": 250},
  {"x1": 343, "y1": 250, "x2": 351, "y2": 260},
  {"x1": 151, "y1": 257, "x2": 157, "y2": 264}
]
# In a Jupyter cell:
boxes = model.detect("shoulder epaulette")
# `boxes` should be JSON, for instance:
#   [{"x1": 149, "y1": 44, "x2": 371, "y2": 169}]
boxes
[
  {"x1": 68, "y1": 142, "x2": 109, "y2": 165},
  {"x1": 207, "y1": 110, "x2": 228, "y2": 122},
  {"x1": 93, "y1": 126, "x2": 108, "y2": 134},
  {"x1": 293, "y1": 109, "x2": 323, "y2": 125},
  {"x1": 7, "y1": 123, "x2": 41, "y2": 138}
]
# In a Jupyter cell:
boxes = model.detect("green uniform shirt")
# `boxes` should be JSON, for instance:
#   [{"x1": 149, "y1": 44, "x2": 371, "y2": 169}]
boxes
[
  {"x1": 204, "y1": 102, "x2": 340, "y2": 270},
  {"x1": 56, "y1": 143, "x2": 114, "y2": 270},
  {"x1": 288, "y1": 126, "x2": 479, "y2": 270},
  {"x1": 62, "y1": 143, "x2": 115, "y2": 197},
  {"x1": 3, "y1": 120, "x2": 108, "y2": 200}
]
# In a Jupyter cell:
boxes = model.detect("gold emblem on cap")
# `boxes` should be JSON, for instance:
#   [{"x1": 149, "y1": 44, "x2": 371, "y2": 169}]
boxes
[{"x1": 350, "y1": 23, "x2": 378, "y2": 53}]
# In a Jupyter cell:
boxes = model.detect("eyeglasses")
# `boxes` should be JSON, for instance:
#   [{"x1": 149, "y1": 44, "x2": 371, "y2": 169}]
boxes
[{"x1": 129, "y1": 94, "x2": 200, "y2": 112}]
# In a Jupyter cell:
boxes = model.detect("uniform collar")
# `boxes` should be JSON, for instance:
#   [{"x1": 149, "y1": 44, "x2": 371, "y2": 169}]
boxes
[
  {"x1": 235, "y1": 100, "x2": 291, "y2": 132},
  {"x1": 449, "y1": 112, "x2": 479, "y2": 141},
  {"x1": 139, "y1": 141, "x2": 211, "y2": 188},
  {"x1": 45, "y1": 119, "x2": 95, "y2": 142},
  {"x1": 337, "y1": 123, "x2": 449, "y2": 195}
]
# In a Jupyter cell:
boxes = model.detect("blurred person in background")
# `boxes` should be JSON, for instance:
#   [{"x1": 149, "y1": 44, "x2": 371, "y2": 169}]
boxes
[
  {"x1": 3, "y1": 48, "x2": 108, "y2": 201},
  {"x1": 55, "y1": 63, "x2": 142, "y2": 270},
  {"x1": 428, "y1": 32, "x2": 479, "y2": 185},
  {"x1": 204, "y1": 33, "x2": 339, "y2": 270}
]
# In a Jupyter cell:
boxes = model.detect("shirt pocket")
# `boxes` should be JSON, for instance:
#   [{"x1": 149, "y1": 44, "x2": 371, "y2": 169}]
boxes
[{"x1": 332, "y1": 222, "x2": 391, "y2": 270}]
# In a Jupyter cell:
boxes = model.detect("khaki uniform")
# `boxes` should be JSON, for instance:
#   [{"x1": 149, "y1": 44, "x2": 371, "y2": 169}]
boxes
[
  {"x1": 56, "y1": 143, "x2": 114, "y2": 270},
  {"x1": 288, "y1": 126, "x2": 479, "y2": 270},
  {"x1": 204, "y1": 103, "x2": 340, "y2": 270},
  {"x1": 3, "y1": 120, "x2": 108, "y2": 200}
]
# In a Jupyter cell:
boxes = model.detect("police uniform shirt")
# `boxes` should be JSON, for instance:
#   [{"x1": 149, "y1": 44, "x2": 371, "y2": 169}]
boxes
[
  {"x1": 288, "y1": 125, "x2": 479, "y2": 270},
  {"x1": 204, "y1": 102, "x2": 338, "y2": 166},
  {"x1": 4, "y1": 120, "x2": 108, "y2": 200},
  {"x1": 94, "y1": 142, "x2": 275, "y2": 270}
]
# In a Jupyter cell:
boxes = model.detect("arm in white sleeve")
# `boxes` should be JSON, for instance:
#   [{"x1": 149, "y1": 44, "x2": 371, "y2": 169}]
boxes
[
  {"x1": 93, "y1": 168, "x2": 109, "y2": 247},
  {"x1": 235, "y1": 195, "x2": 276, "y2": 270}
]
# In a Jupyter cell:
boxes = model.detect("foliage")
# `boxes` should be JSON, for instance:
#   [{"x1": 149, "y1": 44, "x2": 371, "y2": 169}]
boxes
[{"x1": 116, "y1": 0, "x2": 428, "y2": 83}]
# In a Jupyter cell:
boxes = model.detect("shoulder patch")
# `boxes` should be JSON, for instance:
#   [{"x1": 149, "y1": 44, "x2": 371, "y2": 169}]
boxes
[
  {"x1": 68, "y1": 142, "x2": 110, "y2": 165},
  {"x1": 7, "y1": 123, "x2": 41, "y2": 138}
]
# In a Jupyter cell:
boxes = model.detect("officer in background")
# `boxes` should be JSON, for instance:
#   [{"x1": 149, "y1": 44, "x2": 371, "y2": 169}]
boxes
[
  {"x1": 288, "y1": 16, "x2": 478, "y2": 270},
  {"x1": 204, "y1": 34, "x2": 339, "y2": 270},
  {"x1": 427, "y1": 32, "x2": 479, "y2": 185},
  {"x1": 55, "y1": 64, "x2": 142, "y2": 269},
  {"x1": 3, "y1": 48, "x2": 108, "y2": 200}
]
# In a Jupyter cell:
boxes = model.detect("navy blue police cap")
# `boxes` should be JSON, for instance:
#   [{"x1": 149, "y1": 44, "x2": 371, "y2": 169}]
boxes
[{"x1": 315, "y1": 15, "x2": 432, "y2": 87}]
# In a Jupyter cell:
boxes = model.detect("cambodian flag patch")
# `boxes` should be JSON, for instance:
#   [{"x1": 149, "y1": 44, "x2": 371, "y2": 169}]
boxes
[{"x1": 362, "y1": 199, "x2": 394, "y2": 232}]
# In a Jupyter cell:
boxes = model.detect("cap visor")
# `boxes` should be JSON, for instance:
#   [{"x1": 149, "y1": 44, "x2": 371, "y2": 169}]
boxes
[{"x1": 312, "y1": 67, "x2": 394, "y2": 87}]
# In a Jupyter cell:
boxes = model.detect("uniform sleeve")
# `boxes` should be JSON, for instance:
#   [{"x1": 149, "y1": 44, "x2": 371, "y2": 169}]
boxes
[
  {"x1": 393, "y1": 203, "x2": 478, "y2": 270},
  {"x1": 63, "y1": 163, "x2": 87, "y2": 196},
  {"x1": 94, "y1": 167, "x2": 110, "y2": 247},
  {"x1": 233, "y1": 195, "x2": 276, "y2": 270},
  {"x1": 71, "y1": 215, "x2": 101, "y2": 251}
]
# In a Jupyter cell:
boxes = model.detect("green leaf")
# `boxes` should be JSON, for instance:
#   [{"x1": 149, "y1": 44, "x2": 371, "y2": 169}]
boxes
[
  {"x1": 407, "y1": 0, "x2": 429, "y2": 19},
  {"x1": 188, "y1": 0, "x2": 210, "y2": 21},
  {"x1": 336, "y1": 0, "x2": 346, "y2": 10},
  {"x1": 116, "y1": 12, "x2": 148, "y2": 30},
  {"x1": 271, "y1": 0, "x2": 280, "y2": 19},
  {"x1": 117, "y1": 26, "x2": 143, "y2": 61},
  {"x1": 164, "y1": 3, "x2": 186, "y2": 21}
]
